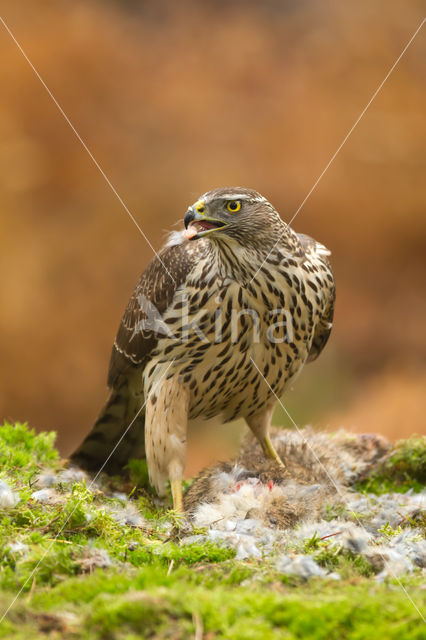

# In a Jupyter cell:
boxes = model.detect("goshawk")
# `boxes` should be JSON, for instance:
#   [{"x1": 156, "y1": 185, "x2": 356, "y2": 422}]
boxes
[{"x1": 71, "y1": 187, "x2": 335, "y2": 510}]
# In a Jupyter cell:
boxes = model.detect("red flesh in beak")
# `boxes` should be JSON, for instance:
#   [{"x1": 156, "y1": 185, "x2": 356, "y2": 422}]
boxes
[{"x1": 183, "y1": 219, "x2": 225, "y2": 240}]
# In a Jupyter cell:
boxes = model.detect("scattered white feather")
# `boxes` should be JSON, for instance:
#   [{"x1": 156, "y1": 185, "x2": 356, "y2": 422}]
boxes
[
  {"x1": 79, "y1": 547, "x2": 112, "y2": 572},
  {"x1": 111, "y1": 491, "x2": 128, "y2": 503},
  {"x1": 188, "y1": 450, "x2": 425, "y2": 580},
  {"x1": 277, "y1": 555, "x2": 330, "y2": 580},
  {"x1": 0, "y1": 479, "x2": 19, "y2": 508},
  {"x1": 57, "y1": 468, "x2": 90, "y2": 485},
  {"x1": 106, "y1": 503, "x2": 146, "y2": 527},
  {"x1": 31, "y1": 488, "x2": 63, "y2": 505},
  {"x1": 35, "y1": 470, "x2": 57, "y2": 488},
  {"x1": 7, "y1": 541, "x2": 29, "y2": 554},
  {"x1": 375, "y1": 548, "x2": 414, "y2": 581},
  {"x1": 165, "y1": 230, "x2": 186, "y2": 247},
  {"x1": 195, "y1": 502, "x2": 227, "y2": 527}
]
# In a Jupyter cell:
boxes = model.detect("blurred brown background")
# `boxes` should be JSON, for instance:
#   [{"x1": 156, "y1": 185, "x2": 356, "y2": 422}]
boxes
[{"x1": 1, "y1": 0, "x2": 425, "y2": 476}]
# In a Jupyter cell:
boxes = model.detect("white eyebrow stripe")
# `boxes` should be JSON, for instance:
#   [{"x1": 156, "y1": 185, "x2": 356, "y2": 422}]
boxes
[{"x1": 205, "y1": 193, "x2": 267, "y2": 202}]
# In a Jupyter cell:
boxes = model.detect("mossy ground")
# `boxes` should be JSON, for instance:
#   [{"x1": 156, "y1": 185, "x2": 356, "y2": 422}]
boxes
[
  {"x1": 0, "y1": 422, "x2": 424, "y2": 639},
  {"x1": 355, "y1": 435, "x2": 426, "y2": 496}
]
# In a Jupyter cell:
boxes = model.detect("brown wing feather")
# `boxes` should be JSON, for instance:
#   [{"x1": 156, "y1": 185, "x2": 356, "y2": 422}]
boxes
[
  {"x1": 107, "y1": 240, "x2": 201, "y2": 388},
  {"x1": 297, "y1": 233, "x2": 336, "y2": 364},
  {"x1": 306, "y1": 294, "x2": 335, "y2": 363}
]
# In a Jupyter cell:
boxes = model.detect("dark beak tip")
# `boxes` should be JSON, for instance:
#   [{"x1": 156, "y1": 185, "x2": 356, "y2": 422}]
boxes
[{"x1": 184, "y1": 208, "x2": 195, "y2": 230}]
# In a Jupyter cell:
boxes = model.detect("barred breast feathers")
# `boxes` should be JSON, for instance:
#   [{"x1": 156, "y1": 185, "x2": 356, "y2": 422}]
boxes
[{"x1": 108, "y1": 227, "x2": 335, "y2": 384}]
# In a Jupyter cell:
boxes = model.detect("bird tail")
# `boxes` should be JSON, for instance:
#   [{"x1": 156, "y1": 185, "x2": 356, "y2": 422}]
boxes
[{"x1": 70, "y1": 384, "x2": 146, "y2": 475}]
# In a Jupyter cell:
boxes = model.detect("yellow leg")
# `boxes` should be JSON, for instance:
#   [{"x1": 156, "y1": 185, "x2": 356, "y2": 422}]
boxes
[
  {"x1": 260, "y1": 434, "x2": 285, "y2": 468},
  {"x1": 171, "y1": 478, "x2": 184, "y2": 512},
  {"x1": 246, "y1": 404, "x2": 285, "y2": 469}
]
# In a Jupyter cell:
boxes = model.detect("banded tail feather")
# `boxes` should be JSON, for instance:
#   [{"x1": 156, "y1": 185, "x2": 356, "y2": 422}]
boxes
[{"x1": 70, "y1": 384, "x2": 146, "y2": 475}]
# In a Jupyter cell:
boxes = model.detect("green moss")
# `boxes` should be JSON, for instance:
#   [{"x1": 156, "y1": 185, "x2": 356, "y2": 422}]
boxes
[
  {"x1": 389, "y1": 436, "x2": 426, "y2": 480},
  {"x1": 300, "y1": 535, "x2": 374, "y2": 579},
  {"x1": 356, "y1": 435, "x2": 426, "y2": 495},
  {"x1": 126, "y1": 458, "x2": 151, "y2": 490},
  {"x1": 5, "y1": 574, "x2": 424, "y2": 640},
  {"x1": 0, "y1": 421, "x2": 58, "y2": 483},
  {"x1": 0, "y1": 422, "x2": 425, "y2": 639}
]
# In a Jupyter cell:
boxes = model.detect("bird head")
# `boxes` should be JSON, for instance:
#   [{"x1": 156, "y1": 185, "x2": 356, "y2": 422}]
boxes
[{"x1": 183, "y1": 187, "x2": 284, "y2": 245}]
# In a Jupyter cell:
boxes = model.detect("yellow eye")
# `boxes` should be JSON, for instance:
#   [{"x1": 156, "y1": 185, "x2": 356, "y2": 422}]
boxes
[{"x1": 226, "y1": 200, "x2": 241, "y2": 213}]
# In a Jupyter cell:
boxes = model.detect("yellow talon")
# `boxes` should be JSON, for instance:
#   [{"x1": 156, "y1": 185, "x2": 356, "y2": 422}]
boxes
[
  {"x1": 261, "y1": 434, "x2": 285, "y2": 468},
  {"x1": 171, "y1": 478, "x2": 184, "y2": 512}
]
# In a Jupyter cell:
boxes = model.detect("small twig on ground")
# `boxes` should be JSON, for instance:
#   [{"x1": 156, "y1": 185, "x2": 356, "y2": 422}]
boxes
[
  {"x1": 192, "y1": 611, "x2": 203, "y2": 640},
  {"x1": 26, "y1": 575, "x2": 37, "y2": 603},
  {"x1": 36, "y1": 515, "x2": 61, "y2": 532},
  {"x1": 320, "y1": 531, "x2": 343, "y2": 541},
  {"x1": 45, "y1": 538, "x2": 84, "y2": 547}
]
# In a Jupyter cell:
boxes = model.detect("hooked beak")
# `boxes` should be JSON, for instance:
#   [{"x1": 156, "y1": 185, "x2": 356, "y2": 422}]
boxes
[{"x1": 183, "y1": 206, "x2": 228, "y2": 240}]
